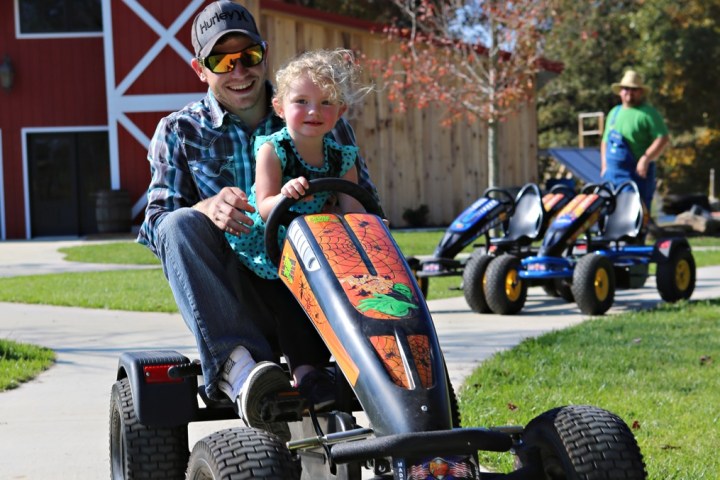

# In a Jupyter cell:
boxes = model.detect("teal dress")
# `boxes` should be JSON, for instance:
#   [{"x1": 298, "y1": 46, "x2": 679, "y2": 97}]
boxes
[{"x1": 226, "y1": 127, "x2": 358, "y2": 279}]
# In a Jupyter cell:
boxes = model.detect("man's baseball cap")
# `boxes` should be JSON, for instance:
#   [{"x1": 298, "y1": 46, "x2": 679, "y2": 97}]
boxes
[{"x1": 191, "y1": 1, "x2": 263, "y2": 58}]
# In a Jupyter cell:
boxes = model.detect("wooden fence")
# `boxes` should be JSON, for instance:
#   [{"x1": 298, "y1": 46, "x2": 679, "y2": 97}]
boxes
[{"x1": 253, "y1": 0, "x2": 539, "y2": 226}]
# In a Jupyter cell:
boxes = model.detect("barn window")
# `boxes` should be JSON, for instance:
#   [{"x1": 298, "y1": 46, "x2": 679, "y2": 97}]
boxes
[{"x1": 17, "y1": 0, "x2": 102, "y2": 36}]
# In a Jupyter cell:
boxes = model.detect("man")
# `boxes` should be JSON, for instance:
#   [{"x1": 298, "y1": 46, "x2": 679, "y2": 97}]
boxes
[
  {"x1": 601, "y1": 70, "x2": 669, "y2": 211},
  {"x1": 137, "y1": 0, "x2": 381, "y2": 440}
]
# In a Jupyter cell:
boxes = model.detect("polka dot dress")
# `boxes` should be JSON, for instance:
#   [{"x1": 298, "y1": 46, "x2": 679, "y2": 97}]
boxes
[{"x1": 226, "y1": 127, "x2": 357, "y2": 279}]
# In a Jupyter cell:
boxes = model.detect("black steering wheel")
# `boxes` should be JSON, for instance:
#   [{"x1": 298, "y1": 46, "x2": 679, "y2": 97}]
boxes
[
  {"x1": 264, "y1": 178, "x2": 384, "y2": 267},
  {"x1": 581, "y1": 182, "x2": 616, "y2": 214},
  {"x1": 482, "y1": 186, "x2": 516, "y2": 216}
]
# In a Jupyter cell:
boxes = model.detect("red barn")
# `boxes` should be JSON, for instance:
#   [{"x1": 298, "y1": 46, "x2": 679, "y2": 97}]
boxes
[{"x1": 0, "y1": 0, "x2": 226, "y2": 239}]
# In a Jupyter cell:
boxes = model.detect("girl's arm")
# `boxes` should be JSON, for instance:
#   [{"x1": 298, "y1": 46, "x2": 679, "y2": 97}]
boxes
[
  {"x1": 255, "y1": 143, "x2": 287, "y2": 221},
  {"x1": 256, "y1": 143, "x2": 312, "y2": 221}
]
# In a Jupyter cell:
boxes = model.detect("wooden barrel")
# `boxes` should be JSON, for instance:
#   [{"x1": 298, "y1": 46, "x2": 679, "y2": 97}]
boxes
[{"x1": 95, "y1": 190, "x2": 131, "y2": 233}]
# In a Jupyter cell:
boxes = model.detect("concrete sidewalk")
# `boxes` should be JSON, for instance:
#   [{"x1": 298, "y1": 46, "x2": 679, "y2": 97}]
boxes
[{"x1": 0, "y1": 238, "x2": 718, "y2": 479}]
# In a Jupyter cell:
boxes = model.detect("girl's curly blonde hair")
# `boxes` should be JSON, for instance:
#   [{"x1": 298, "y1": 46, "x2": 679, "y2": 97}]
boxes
[{"x1": 274, "y1": 48, "x2": 372, "y2": 108}]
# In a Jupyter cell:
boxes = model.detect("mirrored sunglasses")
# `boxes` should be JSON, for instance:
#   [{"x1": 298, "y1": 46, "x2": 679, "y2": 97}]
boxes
[{"x1": 202, "y1": 43, "x2": 266, "y2": 74}]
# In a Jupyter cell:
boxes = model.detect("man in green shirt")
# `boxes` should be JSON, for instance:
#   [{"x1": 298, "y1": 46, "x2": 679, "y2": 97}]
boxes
[{"x1": 601, "y1": 70, "x2": 669, "y2": 210}]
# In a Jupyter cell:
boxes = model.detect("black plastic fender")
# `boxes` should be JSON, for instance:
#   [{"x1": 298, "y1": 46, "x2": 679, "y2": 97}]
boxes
[
  {"x1": 651, "y1": 237, "x2": 691, "y2": 263},
  {"x1": 116, "y1": 350, "x2": 198, "y2": 427}
]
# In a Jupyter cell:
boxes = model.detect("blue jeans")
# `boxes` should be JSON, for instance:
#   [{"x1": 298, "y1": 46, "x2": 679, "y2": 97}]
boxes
[{"x1": 155, "y1": 208, "x2": 328, "y2": 400}]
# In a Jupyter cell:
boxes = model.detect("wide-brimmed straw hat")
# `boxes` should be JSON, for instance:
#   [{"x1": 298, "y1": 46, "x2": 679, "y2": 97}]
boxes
[{"x1": 611, "y1": 70, "x2": 650, "y2": 94}]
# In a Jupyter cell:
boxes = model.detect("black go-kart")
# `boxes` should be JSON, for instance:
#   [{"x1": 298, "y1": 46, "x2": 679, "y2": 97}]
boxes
[
  {"x1": 483, "y1": 181, "x2": 695, "y2": 315},
  {"x1": 110, "y1": 179, "x2": 647, "y2": 479}
]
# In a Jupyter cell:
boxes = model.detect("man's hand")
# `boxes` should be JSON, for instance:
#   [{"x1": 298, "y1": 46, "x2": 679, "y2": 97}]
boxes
[
  {"x1": 636, "y1": 155, "x2": 651, "y2": 178},
  {"x1": 193, "y1": 187, "x2": 255, "y2": 236}
]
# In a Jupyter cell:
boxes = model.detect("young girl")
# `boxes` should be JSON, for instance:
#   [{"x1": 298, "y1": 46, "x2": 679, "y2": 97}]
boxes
[{"x1": 225, "y1": 48, "x2": 372, "y2": 408}]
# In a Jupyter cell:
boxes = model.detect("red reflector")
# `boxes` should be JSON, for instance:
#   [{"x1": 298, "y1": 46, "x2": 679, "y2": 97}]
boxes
[{"x1": 143, "y1": 364, "x2": 183, "y2": 384}]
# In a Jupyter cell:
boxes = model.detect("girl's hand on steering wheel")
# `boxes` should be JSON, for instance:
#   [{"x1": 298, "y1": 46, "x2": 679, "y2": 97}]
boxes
[{"x1": 281, "y1": 177, "x2": 310, "y2": 200}]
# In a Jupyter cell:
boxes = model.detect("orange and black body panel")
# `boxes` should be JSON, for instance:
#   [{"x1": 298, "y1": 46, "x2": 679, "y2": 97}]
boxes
[{"x1": 278, "y1": 213, "x2": 453, "y2": 437}]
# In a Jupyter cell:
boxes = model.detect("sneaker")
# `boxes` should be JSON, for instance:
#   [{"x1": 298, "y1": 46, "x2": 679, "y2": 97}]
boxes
[
  {"x1": 298, "y1": 368, "x2": 336, "y2": 411},
  {"x1": 237, "y1": 362, "x2": 292, "y2": 442}
]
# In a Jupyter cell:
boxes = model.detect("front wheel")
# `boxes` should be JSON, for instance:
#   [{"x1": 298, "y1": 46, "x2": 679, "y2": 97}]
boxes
[
  {"x1": 186, "y1": 427, "x2": 299, "y2": 480},
  {"x1": 517, "y1": 405, "x2": 647, "y2": 479},
  {"x1": 572, "y1": 255, "x2": 615, "y2": 315},
  {"x1": 484, "y1": 255, "x2": 527, "y2": 315},
  {"x1": 656, "y1": 248, "x2": 696, "y2": 302},
  {"x1": 462, "y1": 253, "x2": 494, "y2": 313},
  {"x1": 109, "y1": 378, "x2": 188, "y2": 480}
]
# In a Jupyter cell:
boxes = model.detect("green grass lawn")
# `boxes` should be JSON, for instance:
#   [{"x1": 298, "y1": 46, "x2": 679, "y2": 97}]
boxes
[
  {"x1": 461, "y1": 299, "x2": 720, "y2": 479},
  {"x1": 0, "y1": 339, "x2": 55, "y2": 391}
]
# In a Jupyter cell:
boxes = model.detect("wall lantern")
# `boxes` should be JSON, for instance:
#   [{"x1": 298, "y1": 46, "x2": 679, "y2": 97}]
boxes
[{"x1": 0, "y1": 55, "x2": 15, "y2": 91}]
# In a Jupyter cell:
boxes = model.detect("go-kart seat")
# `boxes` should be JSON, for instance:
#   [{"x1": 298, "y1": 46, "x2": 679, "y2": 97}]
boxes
[
  {"x1": 492, "y1": 184, "x2": 544, "y2": 247},
  {"x1": 593, "y1": 182, "x2": 644, "y2": 245}
]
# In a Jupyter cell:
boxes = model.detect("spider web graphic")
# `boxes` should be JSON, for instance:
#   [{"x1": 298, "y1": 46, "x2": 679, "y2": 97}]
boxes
[
  {"x1": 279, "y1": 238, "x2": 360, "y2": 385},
  {"x1": 304, "y1": 214, "x2": 418, "y2": 320},
  {"x1": 369, "y1": 334, "x2": 433, "y2": 389},
  {"x1": 408, "y1": 335, "x2": 432, "y2": 388},
  {"x1": 369, "y1": 335, "x2": 409, "y2": 388}
]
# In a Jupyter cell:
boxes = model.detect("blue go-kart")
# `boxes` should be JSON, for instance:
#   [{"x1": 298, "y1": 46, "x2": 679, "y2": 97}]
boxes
[
  {"x1": 409, "y1": 183, "x2": 574, "y2": 308},
  {"x1": 483, "y1": 181, "x2": 696, "y2": 315}
]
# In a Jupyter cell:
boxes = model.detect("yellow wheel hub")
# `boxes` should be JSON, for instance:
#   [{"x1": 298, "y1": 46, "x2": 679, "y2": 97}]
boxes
[
  {"x1": 593, "y1": 268, "x2": 609, "y2": 301},
  {"x1": 675, "y1": 259, "x2": 690, "y2": 291},
  {"x1": 504, "y1": 269, "x2": 522, "y2": 302}
]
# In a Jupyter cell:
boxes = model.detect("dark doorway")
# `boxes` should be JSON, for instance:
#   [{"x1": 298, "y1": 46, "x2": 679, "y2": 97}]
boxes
[{"x1": 28, "y1": 131, "x2": 110, "y2": 237}]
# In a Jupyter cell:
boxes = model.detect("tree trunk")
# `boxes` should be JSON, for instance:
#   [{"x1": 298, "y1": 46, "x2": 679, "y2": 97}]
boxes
[{"x1": 488, "y1": 118, "x2": 499, "y2": 188}]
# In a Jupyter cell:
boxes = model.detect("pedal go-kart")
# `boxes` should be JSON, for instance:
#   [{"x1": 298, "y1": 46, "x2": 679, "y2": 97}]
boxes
[
  {"x1": 110, "y1": 179, "x2": 647, "y2": 479},
  {"x1": 461, "y1": 183, "x2": 574, "y2": 313},
  {"x1": 408, "y1": 183, "x2": 573, "y2": 304},
  {"x1": 483, "y1": 181, "x2": 695, "y2": 316}
]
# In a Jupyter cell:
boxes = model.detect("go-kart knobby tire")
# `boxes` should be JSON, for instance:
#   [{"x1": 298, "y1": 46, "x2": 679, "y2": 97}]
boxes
[
  {"x1": 109, "y1": 378, "x2": 189, "y2": 480},
  {"x1": 572, "y1": 255, "x2": 615, "y2": 315},
  {"x1": 545, "y1": 278, "x2": 574, "y2": 302},
  {"x1": 186, "y1": 427, "x2": 299, "y2": 480},
  {"x1": 463, "y1": 253, "x2": 494, "y2": 313},
  {"x1": 484, "y1": 255, "x2": 527, "y2": 315},
  {"x1": 657, "y1": 248, "x2": 696, "y2": 302},
  {"x1": 541, "y1": 281, "x2": 559, "y2": 298},
  {"x1": 518, "y1": 405, "x2": 647, "y2": 479}
]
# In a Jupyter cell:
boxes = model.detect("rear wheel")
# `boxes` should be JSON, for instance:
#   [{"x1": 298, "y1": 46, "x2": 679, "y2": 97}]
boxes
[
  {"x1": 657, "y1": 248, "x2": 696, "y2": 302},
  {"x1": 407, "y1": 257, "x2": 429, "y2": 298},
  {"x1": 186, "y1": 427, "x2": 299, "y2": 480},
  {"x1": 109, "y1": 378, "x2": 188, "y2": 480},
  {"x1": 416, "y1": 275, "x2": 429, "y2": 299},
  {"x1": 517, "y1": 405, "x2": 647, "y2": 479},
  {"x1": 541, "y1": 281, "x2": 559, "y2": 298},
  {"x1": 553, "y1": 279, "x2": 574, "y2": 302},
  {"x1": 484, "y1": 255, "x2": 527, "y2": 315},
  {"x1": 462, "y1": 253, "x2": 494, "y2": 313},
  {"x1": 572, "y1": 255, "x2": 615, "y2": 315}
]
